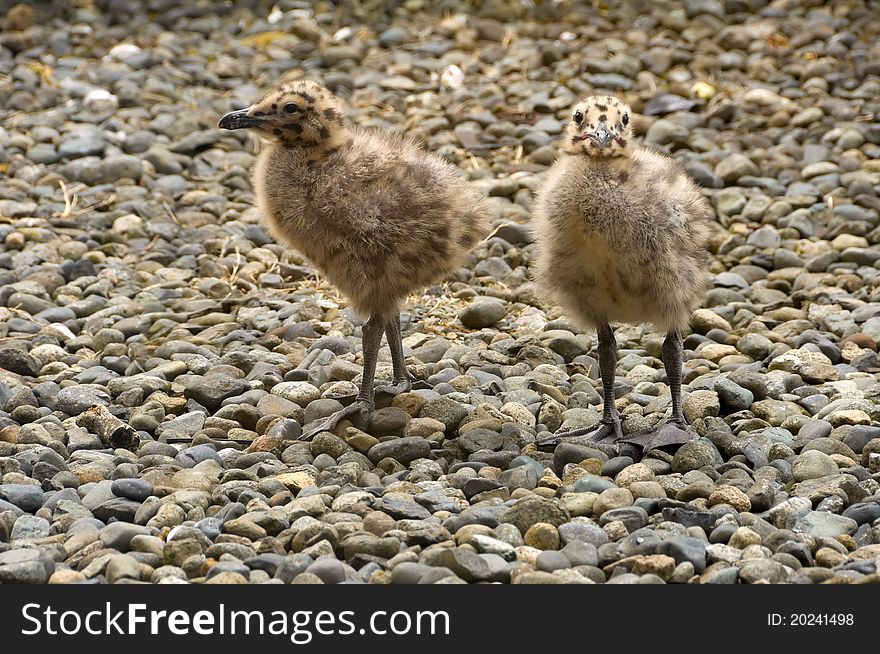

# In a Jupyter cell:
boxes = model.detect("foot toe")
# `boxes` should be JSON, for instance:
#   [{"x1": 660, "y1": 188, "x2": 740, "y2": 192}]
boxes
[
  {"x1": 537, "y1": 420, "x2": 623, "y2": 447},
  {"x1": 374, "y1": 382, "x2": 411, "y2": 397}
]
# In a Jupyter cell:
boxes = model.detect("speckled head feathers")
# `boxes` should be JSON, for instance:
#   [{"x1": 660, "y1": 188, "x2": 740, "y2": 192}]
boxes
[
  {"x1": 219, "y1": 80, "x2": 347, "y2": 151},
  {"x1": 563, "y1": 95, "x2": 633, "y2": 157}
]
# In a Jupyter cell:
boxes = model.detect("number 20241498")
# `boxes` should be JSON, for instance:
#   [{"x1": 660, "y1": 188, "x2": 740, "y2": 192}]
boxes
[{"x1": 768, "y1": 614, "x2": 854, "y2": 626}]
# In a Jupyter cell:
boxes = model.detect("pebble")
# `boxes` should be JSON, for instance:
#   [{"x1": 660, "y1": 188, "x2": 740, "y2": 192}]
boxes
[
  {"x1": 459, "y1": 299, "x2": 507, "y2": 328},
  {"x1": 792, "y1": 450, "x2": 839, "y2": 482},
  {"x1": 0, "y1": 0, "x2": 874, "y2": 589},
  {"x1": 524, "y1": 522, "x2": 561, "y2": 550}
]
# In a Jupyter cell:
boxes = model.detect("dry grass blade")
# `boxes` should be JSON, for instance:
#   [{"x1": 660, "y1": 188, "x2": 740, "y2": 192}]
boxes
[
  {"x1": 162, "y1": 201, "x2": 182, "y2": 226},
  {"x1": 52, "y1": 181, "x2": 115, "y2": 219},
  {"x1": 226, "y1": 247, "x2": 243, "y2": 286},
  {"x1": 57, "y1": 180, "x2": 77, "y2": 217}
]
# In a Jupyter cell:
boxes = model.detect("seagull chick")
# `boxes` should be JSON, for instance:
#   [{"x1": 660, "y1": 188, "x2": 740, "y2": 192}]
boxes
[
  {"x1": 220, "y1": 80, "x2": 491, "y2": 439},
  {"x1": 533, "y1": 95, "x2": 712, "y2": 452}
]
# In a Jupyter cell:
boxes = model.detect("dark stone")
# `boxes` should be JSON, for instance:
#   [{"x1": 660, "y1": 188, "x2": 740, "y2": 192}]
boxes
[
  {"x1": 0, "y1": 349, "x2": 38, "y2": 376},
  {"x1": 378, "y1": 497, "x2": 431, "y2": 520},
  {"x1": 844, "y1": 426, "x2": 880, "y2": 453},
  {"x1": 462, "y1": 478, "x2": 502, "y2": 499},
  {"x1": 100, "y1": 523, "x2": 151, "y2": 552},
  {"x1": 656, "y1": 538, "x2": 707, "y2": 573},
  {"x1": 92, "y1": 498, "x2": 141, "y2": 522},
  {"x1": 458, "y1": 428, "x2": 503, "y2": 453},
  {"x1": 0, "y1": 484, "x2": 45, "y2": 512},
  {"x1": 442, "y1": 505, "x2": 507, "y2": 533},
  {"x1": 842, "y1": 501, "x2": 880, "y2": 525},
  {"x1": 367, "y1": 437, "x2": 431, "y2": 465},
  {"x1": 536, "y1": 550, "x2": 571, "y2": 572},
  {"x1": 598, "y1": 507, "x2": 649, "y2": 531},
  {"x1": 703, "y1": 567, "x2": 739, "y2": 584},
  {"x1": 431, "y1": 548, "x2": 490, "y2": 582},
  {"x1": 554, "y1": 442, "x2": 609, "y2": 475},
  {"x1": 111, "y1": 478, "x2": 153, "y2": 502},
  {"x1": 176, "y1": 444, "x2": 222, "y2": 468},
  {"x1": 272, "y1": 554, "x2": 313, "y2": 583},
  {"x1": 182, "y1": 375, "x2": 250, "y2": 412},
  {"x1": 662, "y1": 506, "x2": 715, "y2": 532}
]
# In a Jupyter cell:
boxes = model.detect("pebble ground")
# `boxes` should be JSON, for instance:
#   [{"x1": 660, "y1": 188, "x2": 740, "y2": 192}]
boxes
[{"x1": 0, "y1": 0, "x2": 879, "y2": 585}]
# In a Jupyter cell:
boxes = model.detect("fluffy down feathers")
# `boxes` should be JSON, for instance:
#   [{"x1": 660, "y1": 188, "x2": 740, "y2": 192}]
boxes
[
  {"x1": 243, "y1": 81, "x2": 491, "y2": 319},
  {"x1": 534, "y1": 132, "x2": 712, "y2": 332}
]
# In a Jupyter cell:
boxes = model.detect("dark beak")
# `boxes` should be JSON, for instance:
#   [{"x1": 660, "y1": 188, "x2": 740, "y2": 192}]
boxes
[
  {"x1": 584, "y1": 125, "x2": 613, "y2": 148},
  {"x1": 218, "y1": 109, "x2": 264, "y2": 130}
]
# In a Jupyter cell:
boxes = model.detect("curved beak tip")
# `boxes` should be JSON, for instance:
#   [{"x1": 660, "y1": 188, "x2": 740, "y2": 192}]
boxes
[{"x1": 218, "y1": 109, "x2": 258, "y2": 130}]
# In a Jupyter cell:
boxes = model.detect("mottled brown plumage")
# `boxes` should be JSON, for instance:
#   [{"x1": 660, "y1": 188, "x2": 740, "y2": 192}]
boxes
[
  {"x1": 220, "y1": 80, "x2": 490, "y2": 438},
  {"x1": 533, "y1": 95, "x2": 712, "y2": 452}
]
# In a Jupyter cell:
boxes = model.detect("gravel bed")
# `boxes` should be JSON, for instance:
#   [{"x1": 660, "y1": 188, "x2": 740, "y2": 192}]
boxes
[{"x1": 0, "y1": 0, "x2": 879, "y2": 585}]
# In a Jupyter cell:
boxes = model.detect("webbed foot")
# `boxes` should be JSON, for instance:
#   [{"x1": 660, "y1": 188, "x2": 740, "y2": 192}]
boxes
[
  {"x1": 536, "y1": 418, "x2": 624, "y2": 447},
  {"x1": 299, "y1": 399, "x2": 372, "y2": 440},
  {"x1": 619, "y1": 420, "x2": 696, "y2": 452}
]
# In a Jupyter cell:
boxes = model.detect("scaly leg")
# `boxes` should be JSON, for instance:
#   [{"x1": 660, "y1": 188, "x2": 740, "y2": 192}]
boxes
[
  {"x1": 537, "y1": 321, "x2": 623, "y2": 446},
  {"x1": 375, "y1": 313, "x2": 416, "y2": 396},
  {"x1": 300, "y1": 314, "x2": 384, "y2": 439},
  {"x1": 621, "y1": 329, "x2": 696, "y2": 451}
]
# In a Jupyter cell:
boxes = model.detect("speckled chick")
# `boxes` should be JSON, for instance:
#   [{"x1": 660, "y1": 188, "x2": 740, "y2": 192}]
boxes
[
  {"x1": 220, "y1": 80, "x2": 490, "y2": 438},
  {"x1": 533, "y1": 95, "x2": 712, "y2": 452}
]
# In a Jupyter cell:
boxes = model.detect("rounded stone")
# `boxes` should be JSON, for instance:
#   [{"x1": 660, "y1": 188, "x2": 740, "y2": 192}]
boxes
[
  {"x1": 707, "y1": 486, "x2": 751, "y2": 512},
  {"x1": 458, "y1": 299, "x2": 506, "y2": 328},
  {"x1": 524, "y1": 522, "x2": 561, "y2": 550},
  {"x1": 593, "y1": 487, "x2": 634, "y2": 515},
  {"x1": 792, "y1": 450, "x2": 839, "y2": 482},
  {"x1": 672, "y1": 439, "x2": 721, "y2": 473}
]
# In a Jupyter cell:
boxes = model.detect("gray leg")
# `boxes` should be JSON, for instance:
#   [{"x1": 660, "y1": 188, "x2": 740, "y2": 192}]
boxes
[
  {"x1": 596, "y1": 322, "x2": 622, "y2": 432},
  {"x1": 300, "y1": 314, "x2": 384, "y2": 439},
  {"x1": 375, "y1": 314, "x2": 415, "y2": 396},
  {"x1": 355, "y1": 314, "x2": 385, "y2": 401},
  {"x1": 537, "y1": 321, "x2": 623, "y2": 446},
  {"x1": 620, "y1": 329, "x2": 695, "y2": 451},
  {"x1": 664, "y1": 329, "x2": 687, "y2": 424}
]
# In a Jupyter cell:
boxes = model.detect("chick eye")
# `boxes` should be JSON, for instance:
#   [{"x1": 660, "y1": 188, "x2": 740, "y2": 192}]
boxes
[
  {"x1": 282, "y1": 103, "x2": 300, "y2": 114},
  {"x1": 573, "y1": 110, "x2": 583, "y2": 124},
  {"x1": 621, "y1": 113, "x2": 629, "y2": 126}
]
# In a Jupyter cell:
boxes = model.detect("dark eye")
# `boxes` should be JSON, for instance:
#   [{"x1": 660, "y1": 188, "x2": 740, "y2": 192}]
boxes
[
  {"x1": 573, "y1": 110, "x2": 583, "y2": 124},
  {"x1": 282, "y1": 103, "x2": 300, "y2": 114},
  {"x1": 621, "y1": 113, "x2": 629, "y2": 126}
]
